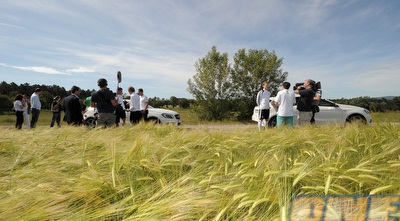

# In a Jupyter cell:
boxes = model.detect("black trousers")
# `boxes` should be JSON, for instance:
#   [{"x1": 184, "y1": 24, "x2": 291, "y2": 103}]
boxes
[{"x1": 15, "y1": 111, "x2": 24, "y2": 129}]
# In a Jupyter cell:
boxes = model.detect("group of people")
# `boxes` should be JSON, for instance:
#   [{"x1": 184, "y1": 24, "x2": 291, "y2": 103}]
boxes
[
  {"x1": 90, "y1": 78, "x2": 149, "y2": 128},
  {"x1": 13, "y1": 88, "x2": 44, "y2": 129},
  {"x1": 256, "y1": 79, "x2": 320, "y2": 131},
  {"x1": 12, "y1": 86, "x2": 85, "y2": 129},
  {"x1": 12, "y1": 77, "x2": 149, "y2": 129}
]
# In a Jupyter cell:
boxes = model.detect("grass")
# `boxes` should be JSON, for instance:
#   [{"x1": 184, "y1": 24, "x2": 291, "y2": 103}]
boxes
[{"x1": 1, "y1": 123, "x2": 399, "y2": 220}]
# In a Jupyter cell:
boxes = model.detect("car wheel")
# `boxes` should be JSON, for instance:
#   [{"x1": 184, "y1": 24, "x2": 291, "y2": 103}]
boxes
[
  {"x1": 148, "y1": 117, "x2": 161, "y2": 124},
  {"x1": 268, "y1": 116, "x2": 277, "y2": 128},
  {"x1": 346, "y1": 114, "x2": 366, "y2": 124},
  {"x1": 85, "y1": 117, "x2": 97, "y2": 128}
]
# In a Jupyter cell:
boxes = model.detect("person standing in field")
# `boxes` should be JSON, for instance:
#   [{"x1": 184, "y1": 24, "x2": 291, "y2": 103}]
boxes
[
  {"x1": 294, "y1": 79, "x2": 315, "y2": 125},
  {"x1": 91, "y1": 79, "x2": 117, "y2": 128},
  {"x1": 30, "y1": 88, "x2": 42, "y2": 128},
  {"x1": 127, "y1": 86, "x2": 141, "y2": 124},
  {"x1": 256, "y1": 81, "x2": 271, "y2": 131},
  {"x1": 13, "y1": 94, "x2": 25, "y2": 129},
  {"x1": 50, "y1": 96, "x2": 62, "y2": 127},
  {"x1": 22, "y1": 94, "x2": 30, "y2": 128},
  {"x1": 138, "y1": 88, "x2": 149, "y2": 121},
  {"x1": 63, "y1": 86, "x2": 84, "y2": 126},
  {"x1": 115, "y1": 87, "x2": 126, "y2": 127},
  {"x1": 274, "y1": 82, "x2": 296, "y2": 127}
]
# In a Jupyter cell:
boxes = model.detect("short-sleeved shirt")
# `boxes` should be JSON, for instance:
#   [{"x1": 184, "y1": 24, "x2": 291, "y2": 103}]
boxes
[
  {"x1": 297, "y1": 89, "x2": 314, "y2": 112},
  {"x1": 140, "y1": 95, "x2": 148, "y2": 111},
  {"x1": 91, "y1": 89, "x2": 115, "y2": 113},
  {"x1": 275, "y1": 89, "x2": 296, "y2": 116}
]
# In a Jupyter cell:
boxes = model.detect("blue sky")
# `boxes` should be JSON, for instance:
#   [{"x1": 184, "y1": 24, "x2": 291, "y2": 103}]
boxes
[{"x1": 1, "y1": 0, "x2": 399, "y2": 99}]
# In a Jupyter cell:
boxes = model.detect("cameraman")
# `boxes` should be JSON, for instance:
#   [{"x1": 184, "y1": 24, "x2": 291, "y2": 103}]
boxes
[{"x1": 294, "y1": 79, "x2": 319, "y2": 125}]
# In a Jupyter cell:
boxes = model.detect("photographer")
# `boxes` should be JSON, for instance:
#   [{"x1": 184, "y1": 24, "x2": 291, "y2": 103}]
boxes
[
  {"x1": 294, "y1": 79, "x2": 319, "y2": 125},
  {"x1": 50, "y1": 96, "x2": 62, "y2": 127}
]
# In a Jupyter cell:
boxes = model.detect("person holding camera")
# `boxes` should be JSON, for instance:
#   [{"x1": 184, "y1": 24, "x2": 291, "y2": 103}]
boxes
[
  {"x1": 294, "y1": 79, "x2": 317, "y2": 125},
  {"x1": 50, "y1": 95, "x2": 62, "y2": 127},
  {"x1": 256, "y1": 81, "x2": 271, "y2": 131}
]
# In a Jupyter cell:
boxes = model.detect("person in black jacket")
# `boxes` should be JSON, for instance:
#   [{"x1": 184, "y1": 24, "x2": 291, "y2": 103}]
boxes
[{"x1": 63, "y1": 86, "x2": 84, "y2": 126}]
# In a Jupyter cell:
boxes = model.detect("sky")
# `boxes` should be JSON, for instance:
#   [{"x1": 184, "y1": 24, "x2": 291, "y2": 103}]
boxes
[{"x1": 1, "y1": 0, "x2": 399, "y2": 99}]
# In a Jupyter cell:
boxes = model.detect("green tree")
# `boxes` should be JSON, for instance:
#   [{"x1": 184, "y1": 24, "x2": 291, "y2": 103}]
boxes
[
  {"x1": 231, "y1": 49, "x2": 288, "y2": 120},
  {"x1": 0, "y1": 95, "x2": 12, "y2": 112},
  {"x1": 187, "y1": 46, "x2": 232, "y2": 121},
  {"x1": 170, "y1": 96, "x2": 179, "y2": 108},
  {"x1": 178, "y1": 98, "x2": 190, "y2": 109}
]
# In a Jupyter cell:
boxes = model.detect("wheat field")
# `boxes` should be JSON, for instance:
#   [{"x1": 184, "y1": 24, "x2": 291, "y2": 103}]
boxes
[{"x1": 0, "y1": 122, "x2": 399, "y2": 220}]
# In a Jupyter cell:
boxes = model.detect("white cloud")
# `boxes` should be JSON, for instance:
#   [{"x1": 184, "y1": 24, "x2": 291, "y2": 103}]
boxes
[{"x1": 0, "y1": 63, "x2": 65, "y2": 75}]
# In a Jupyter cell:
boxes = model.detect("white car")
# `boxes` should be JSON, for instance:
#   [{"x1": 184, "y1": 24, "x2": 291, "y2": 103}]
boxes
[
  {"x1": 252, "y1": 98, "x2": 373, "y2": 127},
  {"x1": 83, "y1": 105, "x2": 181, "y2": 127}
]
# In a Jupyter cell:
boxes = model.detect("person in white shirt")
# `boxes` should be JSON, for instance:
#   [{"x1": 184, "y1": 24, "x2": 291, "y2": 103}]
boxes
[
  {"x1": 128, "y1": 86, "x2": 141, "y2": 124},
  {"x1": 115, "y1": 87, "x2": 126, "y2": 127},
  {"x1": 30, "y1": 88, "x2": 42, "y2": 128},
  {"x1": 138, "y1": 88, "x2": 149, "y2": 122},
  {"x1": 274, "y1": 82, "x2": 296, "y2": 127},
  {"x1": 13, "y1": 94, "x2": 25, "y2": 129},
  {"x1": 256, "y1": 81, "x2": 271, "y2": 131}
]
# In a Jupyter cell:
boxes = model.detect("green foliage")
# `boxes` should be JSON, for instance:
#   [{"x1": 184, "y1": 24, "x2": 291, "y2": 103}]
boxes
[
  {"x1": 231, "y1": 49, "x2": 288, "y2": 120},
  {"x1": 0, "y1": 95, "x2": 12, "y2": 112},
  {"x1": 187, "y1": 46, "x2": 232, "y2": 120},
  {"x1": 187, "y1": 47, "x2": 288, "y2": 121},
  {"x1": 332, "y1": 96, "x2": 400, "y2": 112},
  {"x1": 1, "y1": 123, "x2": 400, "y2": 220}
]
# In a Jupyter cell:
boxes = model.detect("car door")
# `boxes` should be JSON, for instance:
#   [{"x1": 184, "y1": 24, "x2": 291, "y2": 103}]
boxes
[{"x1": 314, "y1": 99, "x2": 344, "y2": 124}]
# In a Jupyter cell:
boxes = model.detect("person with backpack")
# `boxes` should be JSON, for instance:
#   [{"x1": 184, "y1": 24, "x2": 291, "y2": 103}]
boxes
[{"x1": 90, "y1": 78, "x2": 117, "y2": 128}]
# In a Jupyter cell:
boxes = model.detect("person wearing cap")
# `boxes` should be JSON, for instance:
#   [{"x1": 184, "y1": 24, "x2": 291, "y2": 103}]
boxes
[
  {"x1": 90, "y1": 78, "x2": 117, "y2": 127},
  {"x1": 30, "y1": 88, "x2": 42, "y2": 128}
]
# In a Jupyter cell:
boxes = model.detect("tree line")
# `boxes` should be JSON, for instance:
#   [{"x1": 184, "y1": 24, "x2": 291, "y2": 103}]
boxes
[{"x1": 0, "y1": 81, "x2": 193, "y2": 112}]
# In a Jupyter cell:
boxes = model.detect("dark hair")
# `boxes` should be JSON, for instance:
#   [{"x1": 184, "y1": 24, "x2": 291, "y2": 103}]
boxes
[
  {"x1": 14, "y1": 94, "x2": 23, "y2": 101},
  {"x1": 117, "y1": 87, "x2": 123, "y2": 91},
  {"x1": 97, "y1": 78, "x2": 108, "y2": 87},
  {"x1": 128, "y1": 86, "x2": 135, "y2": 93},
  {"x1": 71, "y1": 85, "x2": 80, "y2": 93},
  {"x1": 282, "y1": 82, "x2": 291, "y2": 90},
  {"x1": 34, "y1": 88, "x2": 42, "y2": 92},
  {"x1": 138, "y1": 88, "x2": 143, "y2": 93}
]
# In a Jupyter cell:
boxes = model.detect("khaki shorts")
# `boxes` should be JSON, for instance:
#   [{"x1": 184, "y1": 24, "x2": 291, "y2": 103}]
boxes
[
  {"x1": 298, "y1": 111, "x2": 313, "y2": 125},
  {"x1": 97, "y1": 112, "x2": 116, "y2": 127}
]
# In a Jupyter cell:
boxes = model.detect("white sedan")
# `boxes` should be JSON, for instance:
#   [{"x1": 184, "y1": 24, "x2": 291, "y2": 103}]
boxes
[
  {"x1": 252, "y1": 98, "x2": 373, "y2": 127},
  {"x1": 83, "y1": 105, "x2": 181, "y2": 127}
]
